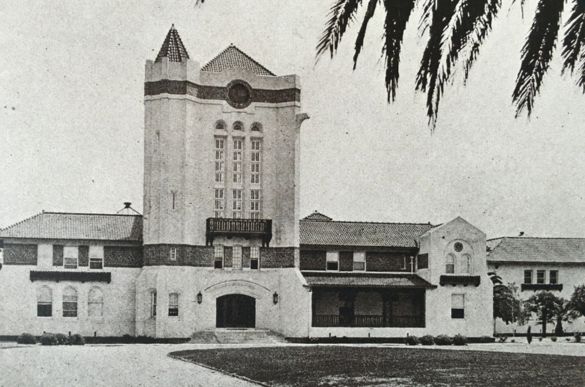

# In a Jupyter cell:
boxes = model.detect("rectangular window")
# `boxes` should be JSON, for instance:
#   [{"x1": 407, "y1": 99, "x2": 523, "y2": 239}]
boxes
[
  {"x1": 250, "y1": 139, "x2": 262, "y2": 185},
  {"x1": 63, "y1": 246, "x2": 78, "y2": 269},
  {"x1": 89, "y1": 245, "x2": 104, "y2": 269},
  {"x1": 250, "y1": 189, "x2": 261, "y2": 219},
  {"x1": 353, "y1": 252, "x2": 366, "y2": 271},
  {"x1": 233, "y1": 246, "x2": 242, "y2": 270},
  {"x1": 232, "y1": 189, "x2": 243, "y2": 218},
  {"x1": 232, "y1": 138, "x2": 243, "y2": 184},
  {"x1": 537, "y1": 270, "x2": 546, "y2": 284},
  {"x1": 326, "y1": 251, "x2": 339, "y2": 271},
  {"x1": 215, "y1": 137, "x2": 225, "y2": 183},
  {"x1": 250, "y1": 246, "x2": 260, "y2": 270},
  {"x1": 214, "y1": 188, "x2": 225, "y2": 217},
  {"x1": 446, "y1": 254, "x2": 455, "y2": 274},
  {"x1": 150, "y1": 291, "x2": 157, "y2": 318},
  {"x1": 549, "y1": 270, "x2": 558, "y2": 284},
  {"x1": 37, "y1": 287, "x2": 52, "y2": 317},
  {"x1": 524, "y1": 270, "x2": 533, "y2": 284},
  {"x1": 451, "y1": 294, "x2": 465, "y2": 319},
  {"x1": 169, "y1": 247, "x2": 177, "y2": 261},
  {"x1": 214, "y1": 245, "x2": 224, "y2": 269},
  {"x1": 168, "y1": 293, "x2": 179, "y2": 317},
  {"x1": 417, "y1": 254, "x2": 429, "y2": 270}
]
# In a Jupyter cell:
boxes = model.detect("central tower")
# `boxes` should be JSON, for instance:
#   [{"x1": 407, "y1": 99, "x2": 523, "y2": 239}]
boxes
[{"x1": 143, "y1": 25, "x2": 307, "y2": 266}]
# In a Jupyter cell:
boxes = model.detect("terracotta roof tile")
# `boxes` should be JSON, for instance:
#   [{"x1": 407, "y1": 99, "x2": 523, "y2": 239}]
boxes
[
  {"x1": 302, "y1": 272, "x2": 435, "y2": 288},
  {"x1": 487, "y1": 237, "x2": 585, "y2": 264},
  {"x1": 201, "y1": 45, "x2": 275, "y2": 76},
  {"x1": 155, "y1": 25, "x2": 190, "y2": 63},
  {"x1": 0, "y1": 212, "x2": 142, "y2": 242}
]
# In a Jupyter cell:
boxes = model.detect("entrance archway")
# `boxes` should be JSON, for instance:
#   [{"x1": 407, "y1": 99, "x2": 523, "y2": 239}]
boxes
[{"x1": 216, "y1": 294, "x2": 256, "y2": 328}]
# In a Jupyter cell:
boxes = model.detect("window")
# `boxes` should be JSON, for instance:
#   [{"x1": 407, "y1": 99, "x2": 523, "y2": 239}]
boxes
[
  {"x1": 214, "y1": 245, "x2": 224, "y2": 269},
  {"x1": 232, "y1": 189, "x2": 243, "y2": 218},
  {"x1": 215, "y1": 137, "x2": 225, "y2": 183},
  {"x1": 233, "y1": 246, "x2": 242, "y2": 269},
  {"x1": 550, "y1": 270, "x2": 558, "y2": 284},
  {"x1": 150, "y1": 290, "x2": 157, "y2": 318},
  {"x1": 461, "y1": 254, "x2": 471, "y2": 274},
  {"x1": 233, "y1": 121, "x2": 243, "y2": 131},
  {"x1": 215, "y1": 120, "x2": 226, "y2": 130},
  {"x1": 89, "y1": 245, "x2": 104, "y2": 269},
  {"x1": 451, "y1": 294, "x2": 465, "y2": 319},
  {"x1": 233, "y1": 138, "x2": 243, "y2": 184},
  {"x1": 353, "y1": 252, "x2": 366, "y2": 271},
  {"x1": 417, "y1": 254, "x2": 429, "y2": 270},
  {"x1": 168, "y1": 293, "x2": 179, "y2": 316},
  {"x1": 63, "y1": 246, "x2": 78, "y2": 269},
  {"x1": 62, "y1": 287, "x2": 78, "y2": 317},
  {"x1": 537, "y1": 270, "x2": 546, "y2": 284},
  {"x1": 251, "y1": 122, "x2": 262, "y2": 132},
  {"x1": 446, "y1": 254, "x2": 455, "y2": 274},
  {"x1": 326, "y1": 252, "x2": 339, "y2": 271},
  {"x1": 214, "y1": 188, "x2": 225, "y2": 217},
  {"x1": 169, "y1": 247, "x2": 177, "y2": 261},
  {"x1": 250, "y1": 189, "x2": 261, "y2": 219},
  {"x1": 524, "y1": 270, "x2": 533, "y2": 284},
  {"x1": 37, "y1": 286, "x2": 52, "y2": 317},
  {"x1": 250, "y1": 246, "x2": 260, "y2": 270},
  {"x1": 88, "y1": 287, "x2": 104, "y2": 318},
  {"x1": 251, "y1": 139, "x2": 262, "y2": 184}
]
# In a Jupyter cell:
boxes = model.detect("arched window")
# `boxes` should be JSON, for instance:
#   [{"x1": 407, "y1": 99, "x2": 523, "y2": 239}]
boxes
[
  {"x1": 446, "y1": 254, "x2": 455, "y2": 274},
  {"x1": 215, "y1": 120, "x2": 226, "y2": 130},
  {"x1": 444, "y1": 240, "x2": 474, "y2": 274},
  {"x1": 88, "y1": 287, "x2": 104, "y2": 317},
  {"x1": 62, "y1": 287, "x2": 78, "y2": 317},
  {"x1": 250, "y1": 122, "x2": 262, "y2": 132},
  {"x1": 168, "y1": 293, "x2": 179, "y2": 316},
  {"x1": 461, "y1": 254, "x2": 471, "y2": 274},
  {"x1": 232, "y1": 121, "x2": 244, "y2": 131},
  {"x1": 37, "y1": 286, "x2": 52, "y2": 317}
]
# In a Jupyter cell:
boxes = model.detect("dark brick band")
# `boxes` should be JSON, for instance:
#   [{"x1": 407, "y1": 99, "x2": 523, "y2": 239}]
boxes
[{"x1": 145, "y1": 80, "x2": 300, "y2": 104}]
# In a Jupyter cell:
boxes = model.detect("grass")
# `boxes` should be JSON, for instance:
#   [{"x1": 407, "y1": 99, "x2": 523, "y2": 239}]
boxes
[{"x1": 171, "y1": 346, "x2": 585, "y2": 386}]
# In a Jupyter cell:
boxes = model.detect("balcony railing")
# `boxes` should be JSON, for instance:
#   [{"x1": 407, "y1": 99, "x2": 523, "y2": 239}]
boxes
[
  {"x1": 521, "y1": 283, "x2": 563, "y2": 291},
  {"x1": 206, "y1": 218, "x2": 272, "y2": 247},
  {"x1": 30, "y1": 271, "x2": 111, "y2": 283},
  {"x1": 312, "y1": 314, "x2": 424, "y2": 328},
  {"x1": 439, "y1": 275, "x2": 481, "y2": 287}
]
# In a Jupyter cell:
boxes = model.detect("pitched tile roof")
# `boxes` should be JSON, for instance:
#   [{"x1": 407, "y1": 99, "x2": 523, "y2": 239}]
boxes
[
  {"x1": 302, "y1": 272, "x2": 435, "y2": 288},
  {"x1": 155, "y1": 25, "x2": 190, "y2": 63},
  {"x1": 201, "y1": 45, "x2": 275, "y2": 76},
  {"x1": 303, "y1": 211, "x2": 333, "y2": 221},
  {"x1": 0, "y1": 212, "x2": 142, "y2": 242},
  {"x1": 487, "y1": 237, "x2": 585, "y2": 264},
  {"x1": 300, "y1": 219, "x2": 433, "y2": 248}
]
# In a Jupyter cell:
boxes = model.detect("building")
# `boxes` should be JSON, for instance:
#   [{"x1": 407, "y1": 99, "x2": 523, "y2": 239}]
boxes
[
  {"x1": 488, "y1": 237, "x2": 585, "y2": 334},
  {"x1": 0, "y1": 26, "x2": 493, "y2": 340}
]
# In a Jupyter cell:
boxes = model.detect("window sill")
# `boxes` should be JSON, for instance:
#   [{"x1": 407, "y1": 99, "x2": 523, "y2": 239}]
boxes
[{"x1": 521, "y1": 283, "x2": 563, "y2": 291}]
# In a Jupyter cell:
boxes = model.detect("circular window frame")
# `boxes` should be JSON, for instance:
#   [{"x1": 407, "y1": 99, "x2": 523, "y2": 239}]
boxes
[{"x1": 226, "y1": 80, "x2": 253, "y2": 109}]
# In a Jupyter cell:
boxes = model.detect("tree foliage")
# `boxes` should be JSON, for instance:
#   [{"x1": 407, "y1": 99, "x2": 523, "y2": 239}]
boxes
[
  {"x1": 570, "y1": 285, "x2": 585, "y2": 316},
  {"x1": 524, "y1": 291, "x2": 577, "y2": 337},
  {"x1": 493, "y1": 283, "x2": 523, "y2": 325}
]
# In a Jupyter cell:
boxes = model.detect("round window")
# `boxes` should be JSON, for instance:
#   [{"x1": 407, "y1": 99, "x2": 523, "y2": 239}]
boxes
[
  {"x1": 454, "y1": 242, "x2": 464, "y2": 252},
  {"x1": 226, "y1": 80, "x2": 252, "y2": 109}
]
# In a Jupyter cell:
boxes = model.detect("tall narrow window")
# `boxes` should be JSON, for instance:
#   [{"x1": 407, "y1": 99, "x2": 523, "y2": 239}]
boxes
[
  {"x1": 250, "y1": 246, "x2": 260, "y2": 270},
  {"x1": 537, "y1": 270, "x2": 546, "y2": 284},
  {"x1": 250, "y1": 189, "x2": 261, "y2": 219},
  {"x1": 451, "y1": 294, "x2": 465, "y2": 319},
  {"x1": 168, "y1": 293, "x2": 179, "y2": 316},
  {"x1": 214, "y1": 245, "x2": 224, "y2": 269},
  {"x1": 549, "y1": 270, "x2": 558, "y2": 284},
  {"x1": 446, "y1": 254, "x2": 455, "y2": 274},
  {"x1": 233, "y1": 246, "x2": 242, "y2": 269},
  {"x1": 215, "y1": 120, "x2": 226, "y2": 130},
  {"x1": 215, "y1": 137, "x2": 225, "y2": 183},
  {"x1": 214, "y1": 188, "x2": 225, "y2": 217},
  {"x1": 89, "y1": 245, "x2": 104, "y2": 269},
  {"x1": 37, "y1": 286, "x2": 52, "y2": 317},
  {"x1": 524, "y1": 270, "x2": 533, "y2": 284},
  {"x1": 353, "y1": 252, "x2": 366, "y2": 271},
  {"x1": 461, "y1": 254, "x2": 471, "y2": 274},
  {"x1": 233, "y1": 138, "x2": 243, "y2": 184},
  {"x1": 150, "y1": 290, "x2": 157, "y2": 318},
  {"x1": 326, "y1": 252, "x2": 339, "y2": 271},
  {"x1": 88, "y1": 287, "x2": 104, "y2": 318},
  {"x1": 250, "y1": 139, "x2": 262, "y2": 184},
  {"x1": 63, "y1": 287, "x2": 78, "y2": 317},
  {"x1": 169, "y1": 247, "x2": 177, "y2": 261},
  {"x1": 232, "y1": 189, "x2": 243, "y2": 218},
  {"x1": 63, "y1": 246, "x2": 78, "y2": 269}
]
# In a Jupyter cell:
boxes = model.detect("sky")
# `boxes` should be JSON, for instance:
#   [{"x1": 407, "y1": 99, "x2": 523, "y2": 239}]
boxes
[{"x1": 0, "y1": 0, "x2": 584, "y2": 238}]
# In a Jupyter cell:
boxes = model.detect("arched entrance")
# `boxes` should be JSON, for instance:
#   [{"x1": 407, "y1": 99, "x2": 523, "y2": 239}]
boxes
[{"x1": 216, "y1": 294, "x2": 256, "y2": 328}]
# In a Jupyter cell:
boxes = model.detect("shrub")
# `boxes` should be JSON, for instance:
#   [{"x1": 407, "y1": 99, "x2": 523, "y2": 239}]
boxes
[
  {"x1": 478, "y1": 336, "x2": 494, "y2": 343},
  {"x1": 69, "y1": 334, "x2": 85, "y2": 345},
  {"x1": 55, "y1": 333, "x2": 69, "y2": 345},
  {"x1": 497, "y1": 335, "x2": 507, "y2": 343},
  {"x1": 435, "y1": 335, "x2": 453, "y2": 346},
  {"x1": 453, "y1": 334, "x2": 467, "y2": 346},
  {"x1": 575, "y1": 333, "x2": 582, "y2": 343},
  {"x1": 16, "y1": 333, "x2": 36, "y2": 345},
  {"x1": 405, "y1": 335, "x2": 420, "y2": 346},
  {"x1": 551, "y1": 336, "x2": 557, "y2": 342},
  {"x1": 420, "y1": 335, "x2": 435, "y2": 345},
  {"x1": 510, "y1": 339, "x2": 516, "y2": 343},
  {"x1": 40, "y1": 333, "x2": 58, "y2": 346}
]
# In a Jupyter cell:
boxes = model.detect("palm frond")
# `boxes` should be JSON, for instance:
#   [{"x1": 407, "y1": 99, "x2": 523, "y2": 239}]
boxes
[
  {"x1": 562, "y1": 0, "x2": 585, "y2": 90},
  {"x1": 512, "y1": 0, "x2": 565, "y2": 117},
  {"x1": 353, "y1": 0, "x2": 379, "y2": 69},
  {"x1": 316, "y1": 0, "x2": 363, "y2": 60},
  {"x1": 382, "y1": 0, "x2": 416, "y2": 102}
]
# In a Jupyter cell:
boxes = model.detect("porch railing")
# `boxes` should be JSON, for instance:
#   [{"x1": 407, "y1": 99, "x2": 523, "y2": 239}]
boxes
[{"x1": 312, "y1": 314, "x2": 424, "y2": 328}]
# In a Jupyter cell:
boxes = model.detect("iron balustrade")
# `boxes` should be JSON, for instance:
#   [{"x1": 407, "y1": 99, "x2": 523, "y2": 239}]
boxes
[
  {"x1": 206, "y1": 218, "x2": 272, "y2": 246},
  {"x1": 312, "y1": 314, "x2": 424, "y2": 328}
]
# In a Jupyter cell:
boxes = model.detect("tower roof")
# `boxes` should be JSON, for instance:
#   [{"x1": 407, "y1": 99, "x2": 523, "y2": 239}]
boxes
[
  {"x1": 155, "y1": 24, "x2": 190, "y2": 63},
  {"x1": 202, "y1": 45, "x2": 275, "y2": 76}
]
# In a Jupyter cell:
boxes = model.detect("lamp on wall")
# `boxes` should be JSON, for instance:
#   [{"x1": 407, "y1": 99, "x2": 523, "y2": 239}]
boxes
[
  {"x1": 196, "y1": 292, "x2": 203, "y2": 304},
  {"x1": 273, "y1": 292, "x2": 279, "y2": 305}
]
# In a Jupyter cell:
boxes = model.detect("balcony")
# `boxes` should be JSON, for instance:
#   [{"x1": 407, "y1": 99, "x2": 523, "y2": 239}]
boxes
[
  {"x1": 439, "y1": 275, "x2": 481, "y2": 287},
  {"x1": 30, "y1": 271, "x2": 111, "y2": 283},
  {"x1": 206, "y1": 218, "x2": 272, "y2": 247},
  {"x1": 521, "y1": 283, "x2": 563, "y2": 291}
]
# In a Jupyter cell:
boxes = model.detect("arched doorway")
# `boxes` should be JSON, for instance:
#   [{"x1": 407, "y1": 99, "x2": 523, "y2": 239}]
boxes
[{"x1": 216, "y1": 294, "x2": 256, "y2": 328}]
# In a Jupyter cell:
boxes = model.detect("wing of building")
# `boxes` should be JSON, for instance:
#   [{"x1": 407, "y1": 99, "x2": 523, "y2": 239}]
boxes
[{"x1": 0, "y1": 25, "x2": 494, "y2": 340}]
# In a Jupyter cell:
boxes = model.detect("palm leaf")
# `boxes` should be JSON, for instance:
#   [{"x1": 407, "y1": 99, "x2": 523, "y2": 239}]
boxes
[
  {"x1": 512, "y1": 0, "x2": 565, "y2": 117},
  {"x1": 353, "y1": 0, "x2": 379, "y2": 69},
  {"x1": 316, "y1": 0, "x2": 363, "y2": 60},
  {"x1": 562, "y1": 0, "x2": 585, "y2": 92}
]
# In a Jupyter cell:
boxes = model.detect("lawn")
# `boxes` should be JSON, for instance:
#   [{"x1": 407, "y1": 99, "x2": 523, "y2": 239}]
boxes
[{"x1": 170, "y1": 346, "x2": 585, "y2": 386}]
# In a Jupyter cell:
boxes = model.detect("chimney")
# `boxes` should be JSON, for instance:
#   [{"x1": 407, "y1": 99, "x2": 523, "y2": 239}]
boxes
[{"x1": 124, "y1": 202, "x2": 132, "y2": 209}]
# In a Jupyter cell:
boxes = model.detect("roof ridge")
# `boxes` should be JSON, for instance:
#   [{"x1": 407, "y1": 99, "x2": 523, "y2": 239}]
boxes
[
  {"x1": 229, "y1": 45, "x2": 275, "y2": 76},
  {"x1": 43, "y1": 211, "x2": 142, "y2": 217},
  {"x1": 489, "y1": 236, "x2": 585, "y2": 241},
  {"x1": 300, "y1": 219, "x2": 433, "y2": 226},
  {"x1": 0, "y1": 211, "x2": 44, "y2": 232}
]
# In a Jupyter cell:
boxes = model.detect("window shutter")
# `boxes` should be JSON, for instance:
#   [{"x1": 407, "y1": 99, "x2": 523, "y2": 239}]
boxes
[{"x1": 53, "y1": 245, "x2": 63, "y2": 266}]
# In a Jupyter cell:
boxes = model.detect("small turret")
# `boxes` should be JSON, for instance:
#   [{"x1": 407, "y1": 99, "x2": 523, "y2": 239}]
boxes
[{"x1": 155, "y1": 24, "x2": 190, "y2": 63}]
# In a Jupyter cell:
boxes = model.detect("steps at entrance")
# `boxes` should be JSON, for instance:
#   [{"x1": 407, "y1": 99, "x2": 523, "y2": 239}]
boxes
[{"x1": 191, "y1": 329, "x2": 286, "y2": 344}]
